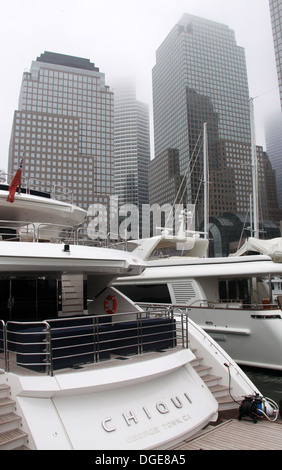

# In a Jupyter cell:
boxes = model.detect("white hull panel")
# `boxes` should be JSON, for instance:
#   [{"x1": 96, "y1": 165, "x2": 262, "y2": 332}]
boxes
[
  {"x1": 189, "y1": 307, "x2": 282, "y2": 370},
  {"x1": 0, "y1": 191, "x2": 87, "y2": 227},
  {"x1": 0, "y1": 241, "x2": 146, "y2": 276},
  {"x1": 115, "y1": 254, "x2": 282, "y2": 371},
  {"x1": 5, "y1": 350, "x2": 218, "y2": 450}
]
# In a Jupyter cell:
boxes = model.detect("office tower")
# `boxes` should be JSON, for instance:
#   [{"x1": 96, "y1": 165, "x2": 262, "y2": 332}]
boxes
[
  {"x1": 149, "y1": 148, "x2": 184, "y2": 207},
  {"x1": 153, "y1": 15, "x2": 251, "y2": 156},
  {"x1": 269, "y1": 0, "x2": 282, "y2": 108},
  {"x1": 265, "y1": 111, "x2": 282, "y2": 208},
  {"x1": 258, "y1": 146, "x2": 280, "y2": 223},
  {"x1": 151, "y1": 14, "x2": 280, "y2": 228},
  {"x1": 113, "y1": 80, "x2": 150, "y2": 235},
  {"x1": 152, "y1": 15, "x2": 250, "y2": 218},
  {"x1": 8, "y1": 52, "x2": 114, "y2": 219}
]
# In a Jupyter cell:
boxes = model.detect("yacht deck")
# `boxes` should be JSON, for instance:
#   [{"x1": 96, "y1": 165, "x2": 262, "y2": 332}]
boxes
[{"x1": 173, "y1": 417, "x2": 282, "y2": 450}]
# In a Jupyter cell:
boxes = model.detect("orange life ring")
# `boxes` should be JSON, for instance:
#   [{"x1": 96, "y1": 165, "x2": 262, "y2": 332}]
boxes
[{"x1": 104, "y1": 295, "x2": 118, "y2": 314}]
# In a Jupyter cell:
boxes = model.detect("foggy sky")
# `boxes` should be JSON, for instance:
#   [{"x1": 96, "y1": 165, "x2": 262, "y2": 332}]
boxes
[{"x1": 0, "y1": 0, "x2": 280, "y2": 170}]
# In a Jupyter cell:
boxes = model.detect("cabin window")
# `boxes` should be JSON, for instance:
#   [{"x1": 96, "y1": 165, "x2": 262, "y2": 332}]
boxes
[
  {"x1": 117, "y1": 284, "x2": 171, "y2": 304},
  {"x1": 219, "y1": 279, "x2": 250, "y2": 303}
]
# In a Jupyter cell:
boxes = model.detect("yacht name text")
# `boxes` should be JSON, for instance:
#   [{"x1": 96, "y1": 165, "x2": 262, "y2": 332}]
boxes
[{"x1": 101, "y1": 392, "x2": 192, "y2": 433}]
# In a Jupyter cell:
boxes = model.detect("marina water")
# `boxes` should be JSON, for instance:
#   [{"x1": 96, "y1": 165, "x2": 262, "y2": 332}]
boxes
[{"x1": 242, "y1": 367, "x2": 282, "y2": 405}]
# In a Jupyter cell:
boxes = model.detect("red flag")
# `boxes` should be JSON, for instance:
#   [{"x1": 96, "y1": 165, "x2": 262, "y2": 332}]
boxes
[{"x1": 6, "y1": 159, "x2": 23, "y2": 203}]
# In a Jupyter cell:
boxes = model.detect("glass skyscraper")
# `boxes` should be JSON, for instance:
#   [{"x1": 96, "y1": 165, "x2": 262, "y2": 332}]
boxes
[
  {"x1": 113, "y1": 80, "x2": 151, "y2": 236},
  {"x1": 8, "y1": 51, "x2": 114, "y2": 216},
  {"x1": 153, "y1": 14, "x2": 251, "y2": 159},
  {"x1": 265, "y1": 111, "x2": 282, "y2": 209},
  {"x1": 269, "y1": 0, "x2": 282, "y2": 109},
  {"x1": 113, "y1": 80, "x2": 150, "y2": 208},
  {"x1": 151, "y1": 14, "x2": 279, "y2": 227}
]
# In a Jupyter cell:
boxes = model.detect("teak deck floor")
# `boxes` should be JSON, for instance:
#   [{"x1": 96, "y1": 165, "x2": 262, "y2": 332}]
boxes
[{"x1": 173, "y1": 418, "x2": 282, "y2": 450}]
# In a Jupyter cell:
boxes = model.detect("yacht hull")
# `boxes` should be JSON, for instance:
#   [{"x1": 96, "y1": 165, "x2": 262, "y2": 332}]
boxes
[
  {"x1": 188, "y1": 306, "x2": 282, "y2": 370},
  {"x1": 0, "y1": 190, "x2": 87, "y2": 227},
  {"x1": 115, "y1": 256, "x2": 282, "y2": 370},
  {"x1": 2, "y1": 350, "x2": 218, "y2": 450},
  {"x1": 0, "y1": 241, "x2": 145, "y2": 276}
]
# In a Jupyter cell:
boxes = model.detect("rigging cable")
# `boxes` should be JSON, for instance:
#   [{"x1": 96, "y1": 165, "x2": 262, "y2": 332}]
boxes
[{"x1": 165, "y1": 130, "x2": 203, "y2": 229}]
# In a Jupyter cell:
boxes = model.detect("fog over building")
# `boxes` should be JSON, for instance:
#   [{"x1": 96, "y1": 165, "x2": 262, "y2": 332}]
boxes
[
  {"x1": 269, "y1": 0, "x2": 282, "y2": 109},
  {"x1": 150, "y1": 14, "x2": 280, "y2": 230}
]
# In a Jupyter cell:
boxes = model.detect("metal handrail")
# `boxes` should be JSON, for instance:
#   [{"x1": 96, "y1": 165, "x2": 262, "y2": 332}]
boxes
[
  {"x1": 0, "y1": 310, "x2": 187, "y2": 376},
  {"x1": 4, "y1": 320, "x2": 52, "y2": 374},
  {"x1": 1, "y1": 173, "x2": 73, "y2": 204},
  {"x1": 137, "y1": 299, "x2": 280, "y2": 311},
  {"x1": 0, "y1": 320, "x2": 7, "y2": 371},
  {"x1": 137, "y1": 303, "x2": 189, "y2": 347},
  {"x1": 189, "y1": 301, "x2": 280, "y2": 311},
  {"x1": 0, "y1": 219, "x2": 80, "y2": 244}
]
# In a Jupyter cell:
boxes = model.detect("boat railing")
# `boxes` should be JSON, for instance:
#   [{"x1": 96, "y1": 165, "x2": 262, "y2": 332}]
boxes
[
  {"x1": 169, "y1": 295, "x2": 280, "y2": 311},
  {"x1": 0, "y1": 320, "x2": 52, "y2": 374},
  {"x1": 0, "y1": 222, "x2": 114, "y2": 246},
  {"x1": 1, "y1": 173, "x2": 73, "y2": 204},
  {"x1": 187, "y1": 299, "x2": 280, "y2": 311},
  {"x1": 0, "y1": 320, "x2": 6, "y2": 371},
  {"x1": 75, "y1": 228, "x2": 133, "y2": 248},
  {"x1": 137, "y1": 301, "x2": 233, "y2": 357},
  {"x1": 135, "y1": 302, "x2": 258, "y2": 388},
  {"x1": 0, "y1": 219, "x2": 79, "y2": 244},
  {"x1": 0, "y1": 310, "x2": 188, "y2": 377},
  {"x1": 76, "y1": 227, "x2": 113, "y2": 247}
]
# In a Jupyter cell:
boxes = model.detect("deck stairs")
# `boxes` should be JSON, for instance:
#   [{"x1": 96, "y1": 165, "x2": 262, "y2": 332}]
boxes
[
  {"x1": 190, "y1": 350, "x2": 240, "y2": 412},
  {"x1": 0, "y1": 372, "x2": 30, "y2": 450},
  {"x1": 61, "y1": 274, "x2": 84, "y2": 315}
]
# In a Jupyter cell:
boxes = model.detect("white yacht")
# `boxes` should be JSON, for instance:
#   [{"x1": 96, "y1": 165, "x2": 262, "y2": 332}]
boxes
[
  {"x1": 114, "y1": 212, "x2": 282, "y2": 371},
  {"x1": 0, "y1": 178, "x2": 265, "y2": 450}
]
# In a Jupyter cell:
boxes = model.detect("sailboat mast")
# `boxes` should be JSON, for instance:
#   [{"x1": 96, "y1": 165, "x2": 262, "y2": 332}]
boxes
[
  {"x1": 203, "y1": 122, "x2": 209, "y2": 241},
  {"x1": 250, "y1": 97, "x2": 259, "y2": 239}
]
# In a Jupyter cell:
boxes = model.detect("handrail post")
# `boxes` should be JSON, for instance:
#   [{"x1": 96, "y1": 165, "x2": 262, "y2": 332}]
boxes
[
  {"x1": 137, "y1": 311, "x2": 143, "y2": 354},
  {"x1": 0, "y1": 320, "x2": 8, "y2": 372},
  {"x1": 43, "y1": 322, "x2": 53, "y2": 377},
  {"x1": 4, "y1": 322, "x2": 8, "y2": 372},
  {"x1": 185, "y1": 309, "x2": 189, "y2": 348},
  {"x1": 93, "y1": 316, "x2": 99, "y2": 363}
]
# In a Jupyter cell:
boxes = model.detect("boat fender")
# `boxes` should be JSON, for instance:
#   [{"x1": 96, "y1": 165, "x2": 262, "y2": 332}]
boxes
[{"x1": 104, "y1": 295, "x2": 118, "y2": 314}]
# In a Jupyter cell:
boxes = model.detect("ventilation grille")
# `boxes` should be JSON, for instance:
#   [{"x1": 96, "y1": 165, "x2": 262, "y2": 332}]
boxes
[{"x1": 171, "y1": 281, "x2": 196, "y2": 304}]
